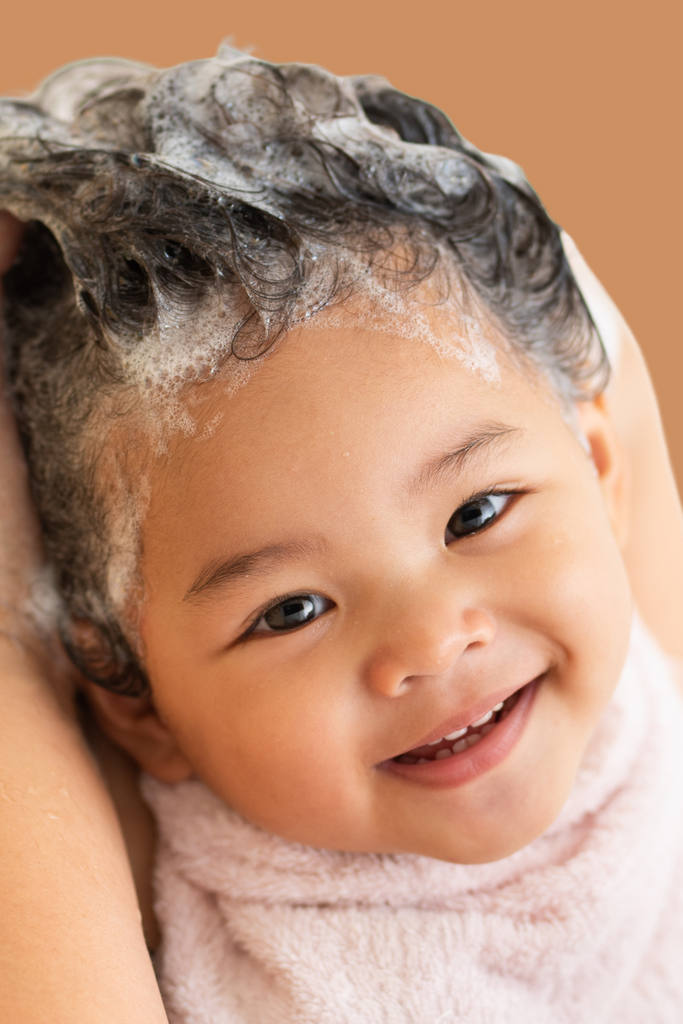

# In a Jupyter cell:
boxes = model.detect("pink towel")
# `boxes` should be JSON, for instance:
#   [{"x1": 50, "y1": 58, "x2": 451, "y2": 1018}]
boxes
[{"x1": 143, "y1": 619, "x2": 683, "y2": 1023}]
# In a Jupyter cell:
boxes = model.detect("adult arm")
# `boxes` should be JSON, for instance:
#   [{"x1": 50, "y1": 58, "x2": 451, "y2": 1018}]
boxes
[
  {"x1": 565, "y1": 234, "x2": 683, "y2": 658},
  {"x1": 0, "y1": 212, "x2": 167, "y2": 1024}
]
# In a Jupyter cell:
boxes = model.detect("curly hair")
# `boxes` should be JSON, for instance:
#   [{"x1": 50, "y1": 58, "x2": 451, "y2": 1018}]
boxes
[{"x1": 0, "y1": 46, "x2": 607, "y2": 695}]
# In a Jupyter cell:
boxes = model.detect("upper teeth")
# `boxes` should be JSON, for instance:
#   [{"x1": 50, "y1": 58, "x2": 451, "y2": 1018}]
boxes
[
  {"x1": 426, "y1": 701, "x2": 505, "y2": 746},
  {"x1": 444, "y1": 727, "x2": 468, "y2": 742}
]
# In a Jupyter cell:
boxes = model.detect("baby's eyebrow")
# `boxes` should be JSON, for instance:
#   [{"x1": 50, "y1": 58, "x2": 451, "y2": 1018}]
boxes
[
  {"x1": 409, "y1": 423, "x2": 521, "y2": 496},
  {"x1": 184, "y1": 539, "x2": 327, "y2": 603}
]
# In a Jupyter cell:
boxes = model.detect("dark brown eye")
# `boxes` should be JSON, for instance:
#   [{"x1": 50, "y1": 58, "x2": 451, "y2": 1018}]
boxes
[
  {"x1": 257, "y1": 594, "x2": 331, "y2": 633},
  {"x1": 446, "y1": 494, "x2": 511, "y2": 539}
]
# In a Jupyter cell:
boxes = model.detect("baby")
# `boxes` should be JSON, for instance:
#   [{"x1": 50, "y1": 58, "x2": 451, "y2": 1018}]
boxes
[{"x1": 2, "y1": 45, "x2": 683, "y2": 1023}]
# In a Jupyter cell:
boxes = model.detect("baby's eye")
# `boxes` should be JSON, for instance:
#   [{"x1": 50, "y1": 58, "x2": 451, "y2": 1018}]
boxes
[
  {"x1": 252, "y1": 594, "x2": 332, "y2": 634},
  {"x1": 446, "y1": 493, "x2": 512, "y2": 540}
]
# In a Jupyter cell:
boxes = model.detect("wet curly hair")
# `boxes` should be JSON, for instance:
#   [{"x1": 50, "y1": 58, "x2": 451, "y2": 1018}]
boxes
[{"x1": 0, "y1": 46, "x2": 606, "y2": 695}]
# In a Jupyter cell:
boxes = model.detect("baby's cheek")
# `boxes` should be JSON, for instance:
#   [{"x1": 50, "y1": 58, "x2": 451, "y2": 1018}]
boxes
[
  {"x1": 529, "y1": 523, "x2": 631, "y2": 719},
  {"x1": 178, "y1": 664, "x2": 359, "y2": 835},
  {"x1": 535, "y1": 487, "x2": 628, "y2": 613}
]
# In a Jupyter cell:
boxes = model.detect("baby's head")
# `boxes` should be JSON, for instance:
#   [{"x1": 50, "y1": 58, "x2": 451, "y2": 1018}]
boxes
[{"x1": 0, "y1": 47, "x2": 631, "y2": 863}]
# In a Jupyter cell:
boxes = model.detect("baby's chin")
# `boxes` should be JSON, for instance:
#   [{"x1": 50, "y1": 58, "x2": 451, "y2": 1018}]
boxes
[
  {"x1": 377, "y1": 740, "x2": 588, "y2": 865},
  {"x1": 388, "y1": 794, "x2": 570, "y2": 865},
  {"x1": 417, "y1": 805, "x2": 566, "y2": 865},
  {"x1": 304, "y1": 802, "x2": 569, "y2": 865}
]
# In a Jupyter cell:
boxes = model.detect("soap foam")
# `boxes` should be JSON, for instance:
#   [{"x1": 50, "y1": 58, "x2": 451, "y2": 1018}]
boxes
[{"x1": 296, "y1": 252, "x2": 501, "y2": 386}]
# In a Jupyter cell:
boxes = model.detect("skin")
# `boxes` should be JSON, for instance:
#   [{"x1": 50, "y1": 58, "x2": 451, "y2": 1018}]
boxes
[{"x1": 87, "y1": 319, "x2": 632, "y2": 864}]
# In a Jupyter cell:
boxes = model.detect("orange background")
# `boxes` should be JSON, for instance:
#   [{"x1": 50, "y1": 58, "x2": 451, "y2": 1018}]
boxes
[{"x1": 1, "y1": 0, "x2": 681, "y2": 484}]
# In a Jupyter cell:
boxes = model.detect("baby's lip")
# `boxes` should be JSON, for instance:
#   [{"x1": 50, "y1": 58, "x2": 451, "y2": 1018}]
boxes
[{"x1": 391, "y1": 679, "x2": 535, "y2": 760}]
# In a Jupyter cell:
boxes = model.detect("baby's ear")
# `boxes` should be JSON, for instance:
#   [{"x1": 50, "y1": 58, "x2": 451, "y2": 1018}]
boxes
[
  {"x1": 81, "y1": 679, "x2": 193, "y2": 783},
  {"x1": 575, "y1": 395, "x2": 629, "y2": 547}
]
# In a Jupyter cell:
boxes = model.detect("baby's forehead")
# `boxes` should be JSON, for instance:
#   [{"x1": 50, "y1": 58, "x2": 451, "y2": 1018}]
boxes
[
  {"x1": 142, "y1": 297, "x2": 555, "y2": 473},
  {"x1": 120, "y1": 283, "x2": 565, "y2": 527},
  {"x1": 207, "y1": 289, "x2": 507, "y2": 409},
  {"x1": 150, "y1": 313, "x2": 550, "y2": 489}
]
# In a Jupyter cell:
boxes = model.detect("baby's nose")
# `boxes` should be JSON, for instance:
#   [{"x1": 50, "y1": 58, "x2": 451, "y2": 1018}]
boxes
[{"x1": 363, "y1": 599, "x2": 496, "y2": 699}]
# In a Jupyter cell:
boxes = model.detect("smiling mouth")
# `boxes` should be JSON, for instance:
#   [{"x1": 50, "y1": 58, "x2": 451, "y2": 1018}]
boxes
[{"x1": 393, "y1": 688, "x2": 524, "y2": 765}]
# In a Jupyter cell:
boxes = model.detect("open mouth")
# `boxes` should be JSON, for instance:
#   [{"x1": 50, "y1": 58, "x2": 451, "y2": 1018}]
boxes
[{"x1": 393, "y1": 688, "x2": 524, "y2": 765}]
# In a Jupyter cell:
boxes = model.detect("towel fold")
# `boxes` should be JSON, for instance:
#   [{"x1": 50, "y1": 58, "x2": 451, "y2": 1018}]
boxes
[{"x1": 144, "y1": 618, "x2": 683, "y2": 1023}]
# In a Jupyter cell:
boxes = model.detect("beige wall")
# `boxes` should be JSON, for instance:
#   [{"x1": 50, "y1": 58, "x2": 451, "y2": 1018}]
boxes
[{"x1": 2, "y1": 0, "x2": 681, "y2": 484}]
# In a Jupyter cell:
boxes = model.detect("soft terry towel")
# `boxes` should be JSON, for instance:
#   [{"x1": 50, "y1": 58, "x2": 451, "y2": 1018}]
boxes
[{"x1": 143, "y1": 620, "x2": 683, "y2": 1023}]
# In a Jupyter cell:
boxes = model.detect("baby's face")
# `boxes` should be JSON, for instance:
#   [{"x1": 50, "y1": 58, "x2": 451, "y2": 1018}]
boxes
[{"x1": 136, "y1": 318, "x2": 632, "y2": 863}]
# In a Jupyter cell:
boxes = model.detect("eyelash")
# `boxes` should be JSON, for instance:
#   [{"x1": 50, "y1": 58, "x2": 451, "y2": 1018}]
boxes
[{"x1": 239, "y1": 488, "x2": 524, "y2": 641}]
